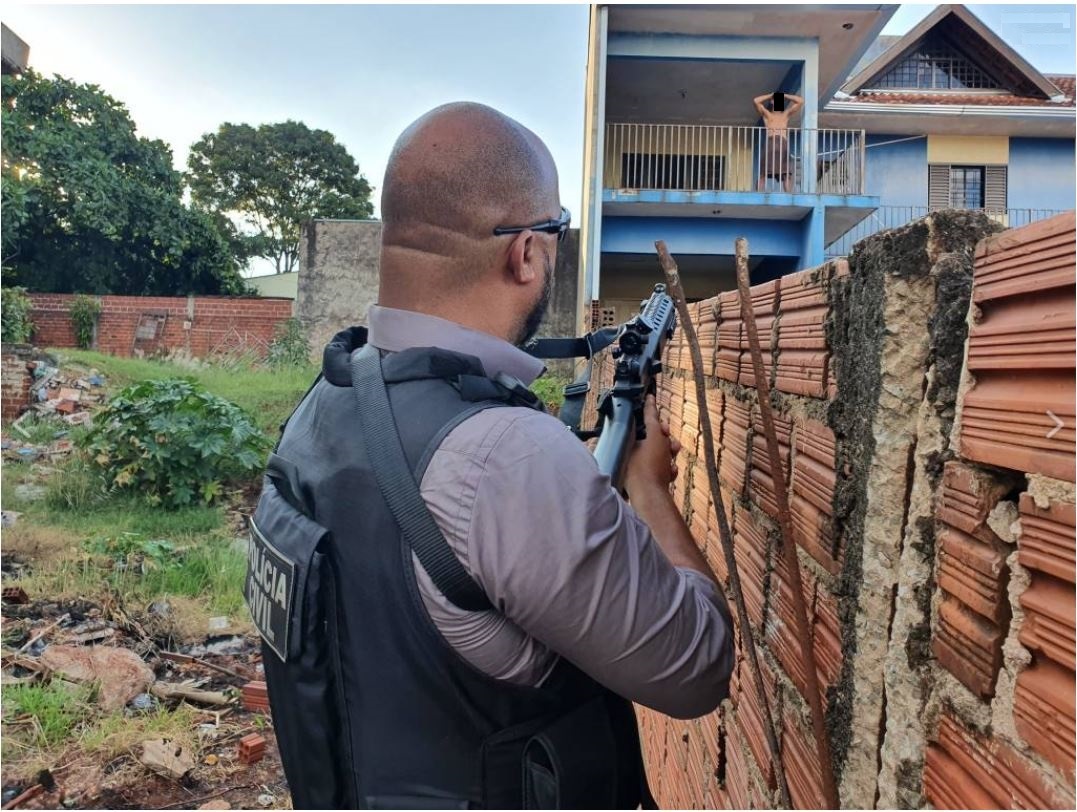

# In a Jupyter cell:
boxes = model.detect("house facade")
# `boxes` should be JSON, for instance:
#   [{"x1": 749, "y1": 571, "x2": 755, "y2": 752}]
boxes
[{"x1": 578, "y1": 4, "x2": 1075, "y2": 331}]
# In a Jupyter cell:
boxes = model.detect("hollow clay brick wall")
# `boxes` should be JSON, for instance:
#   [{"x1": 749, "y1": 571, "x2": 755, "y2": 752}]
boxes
[
  {"x1": 25, "y1": 293, "x2": 294, "y2": 359},
  {"x1": 583, "y1": 210, "x2": 1076, "y2": 808}
]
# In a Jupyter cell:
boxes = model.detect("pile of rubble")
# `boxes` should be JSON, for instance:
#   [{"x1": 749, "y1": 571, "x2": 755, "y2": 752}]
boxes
[
  {"x1": 2, "y1": 363, "x2": 105, "y2": 468},
  {"x1": 1, "y1": 591, "x2": 283, "y2": 809}
]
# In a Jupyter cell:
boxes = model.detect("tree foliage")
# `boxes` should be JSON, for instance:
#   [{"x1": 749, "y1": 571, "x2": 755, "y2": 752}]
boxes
[
  {"x1": 187, "y1": 121, "x2": 374, "y2": 274},
  {"x1": 1, "y1": 70, "x2": 245, "y2": 295}
]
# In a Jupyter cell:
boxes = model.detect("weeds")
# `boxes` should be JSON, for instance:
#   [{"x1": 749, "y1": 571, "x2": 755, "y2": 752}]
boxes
[
  {"x1": 10, "y1": 412, "x2": 69, "y2": 446},
  {"x1": 531, "y1": 374, "x2": 570, "y2": 412},
  {"x1": 3, "y1": 681, "x2": 96, "y2": 751}
]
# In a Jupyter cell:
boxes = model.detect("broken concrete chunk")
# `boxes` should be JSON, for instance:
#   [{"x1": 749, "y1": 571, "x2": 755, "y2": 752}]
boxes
[
  {"x1": 986, "y1": 500, "x2": 1019, "y2": 543},
  {"x1": 39, "y1": 645, "x2": 155, "y2": 711},
  {"x1": 140, "y1": 738, "x2": 196, "y2": 780}
]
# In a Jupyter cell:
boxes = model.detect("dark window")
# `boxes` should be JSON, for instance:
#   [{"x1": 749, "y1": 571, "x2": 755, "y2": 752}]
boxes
[
  {"x1": 871, "y1": 35, "x2": 1001, "y2": 90},
  {"x1": 949, "y1": 166, "x2": 985, "y2": 209},
  {"x1": 621, "y1": 153, "x2": 724, "y2": 191}
]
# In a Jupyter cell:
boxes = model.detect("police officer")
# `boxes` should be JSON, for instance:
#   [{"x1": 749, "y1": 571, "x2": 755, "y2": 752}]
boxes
[{"x1": 246, "y1": 102, "x2": 734, "y2": 809}]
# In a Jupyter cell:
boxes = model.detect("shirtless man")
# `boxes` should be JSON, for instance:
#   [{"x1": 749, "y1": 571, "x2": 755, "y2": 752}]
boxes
[{"x1": 753, "y1": 91, "x2": 803, "y2": 192}]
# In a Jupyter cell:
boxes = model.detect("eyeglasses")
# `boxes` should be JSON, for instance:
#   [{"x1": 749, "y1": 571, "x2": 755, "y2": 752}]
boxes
[{"x1": 493, "y1": 206, "x2": 571, "y2": 243}]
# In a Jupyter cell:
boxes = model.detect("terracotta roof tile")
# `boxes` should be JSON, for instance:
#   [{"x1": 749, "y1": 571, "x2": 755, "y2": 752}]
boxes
[{"x1": 844, "y1": 74, "x2": 1074, "y2": 107}]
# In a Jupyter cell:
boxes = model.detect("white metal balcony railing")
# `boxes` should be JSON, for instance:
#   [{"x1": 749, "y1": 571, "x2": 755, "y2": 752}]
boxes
[
  {"x1": 823, "y1": 206, "x2": 1069, "y2": 258},
  {"x1": 603, "y1": 123, "x2": 866, "y2": 196}
]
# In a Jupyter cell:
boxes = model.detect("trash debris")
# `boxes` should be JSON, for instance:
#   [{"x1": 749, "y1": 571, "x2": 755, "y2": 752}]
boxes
[
  {"x1": 241, "y1": 680, "x2": 270, "y2": 714},
  {"x1": 256, "y1": 793, "x2": 275, "y2": 807},
  {"x1": 239, "y1": 733, "x2": 267, "y2": 765},
  {"x1": 140, "y1": 738, "x2": 196, "y2": 780},
  {"x1": 207, "y1": 616, "x2": 232, "y2": 633},
  {"x1": 40, "y1": 644, "x2": 155, "y2": 711},
  {"x1": 203, "y1": 754, "x2": 219, "y2": 767},
  {"x1": 13, "y1": 484, "x2": 46, "y2": 502},
  {"x1": 151, "y1": 680, "x2": 233, "y2": 707},
  {"x1": 2, "y1": 587, "x2": 29, "y2": 605},
  {"x1": 1, "y1": 511, "x2": 22, "y2": 529},
  {"x1": 130, "y1": 693, "x2": 156, "y2": 711}
]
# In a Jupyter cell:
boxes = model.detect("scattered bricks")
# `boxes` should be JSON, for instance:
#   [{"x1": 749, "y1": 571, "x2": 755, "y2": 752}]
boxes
[
  {"x1": 2, "y1": 586, "x2": 29, "y2": 605},
  {"x1": 241, "y1": 680, "x2": 270, "y2": 714},
  {"x1": 748, "y1": 406, "x2": 792, "y2": 520},
  {"x1": 238, "y1": 733, "x2": 267, "y2": 765},
  {"x1": 739, "y1": 278, "x2": 779, "y2": 389},
  {"x1": 774, "y1": 265, "x2": 831, "y2": 398},
  {"x1": 715, "y1": 290, "x2": 741, "y2": 383},
  {"x1": 789, "y1": 419, "x2": 841, "y2": 574},
  {"x1": 924, "y1": 712, "x2": 1074, "y2": 809},
  {"x1": 960, "y1": 213, "x2": 1076, "y2": 482},
  {"x1": 932, "y1": 462, "x2": 1012, "y2": 698},
  {"x1": 719, "y1": 397, "x2": 750, "y2": 497},
  {"x1": 732, "y1": 504, "x2": 767, "y2": 629},
  {"x1": 1014, "y1": 659, "x2": 1076, "y2": 779}
]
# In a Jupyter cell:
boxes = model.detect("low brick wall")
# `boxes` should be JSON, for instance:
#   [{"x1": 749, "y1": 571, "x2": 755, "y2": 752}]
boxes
[
  {"x1": 584, "y1": 210, "x2": 1076, "y2": 808},
  {"x1": 27, "y1": 293, "x2": 294, "y2": 358},
  {"x1": 1, "y1": 345, "x2": 35, "y2": 421}
]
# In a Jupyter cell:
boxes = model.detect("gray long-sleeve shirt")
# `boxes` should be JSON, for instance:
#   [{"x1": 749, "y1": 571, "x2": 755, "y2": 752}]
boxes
[{"x1": 369, "y1": 305, "x2": 734, "y2": 719}]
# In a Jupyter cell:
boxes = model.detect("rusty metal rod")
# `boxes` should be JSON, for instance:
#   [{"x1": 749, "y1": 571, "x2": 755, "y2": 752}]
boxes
[
  {"x1": 735, "y1": 236, "x2": 839, "y2": 809},
  {"x1": 656, "y1": 240, "x2": 792, "y2": 810}
]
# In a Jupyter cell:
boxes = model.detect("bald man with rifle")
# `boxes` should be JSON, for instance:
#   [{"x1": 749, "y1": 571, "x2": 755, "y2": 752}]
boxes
[{"x1": 245, "y1": 102, "x2": 734, "y2": 810}]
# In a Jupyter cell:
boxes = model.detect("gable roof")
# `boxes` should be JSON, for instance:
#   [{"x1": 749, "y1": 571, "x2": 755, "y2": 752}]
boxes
[{"x1": 840, "y1": 4, "x2": 1064, "y2": 101}]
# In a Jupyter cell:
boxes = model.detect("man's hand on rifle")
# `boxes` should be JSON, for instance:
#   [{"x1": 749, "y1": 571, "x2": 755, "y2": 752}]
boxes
[{"x1": 624, "y1": 395, "x2": 681, "y2": 496}]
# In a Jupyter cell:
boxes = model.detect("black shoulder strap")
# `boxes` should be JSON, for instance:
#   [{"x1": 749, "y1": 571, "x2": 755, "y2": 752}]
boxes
[
  {"x1": 350, "y1": 346, "x2": 493, "y2": 613},
  {"x1": 525, "y1": 327, "x2": 620, "y2": 435}
]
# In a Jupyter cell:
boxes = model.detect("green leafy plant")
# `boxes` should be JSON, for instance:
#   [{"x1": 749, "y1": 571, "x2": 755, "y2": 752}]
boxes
[
  {"x1": 79, "y1": 378, "x2": 270, "y2": 508},
  {"x1": 2, "y1": 286, "x2": 34, "y2": 343},
  {"x1": 266, "y1": 317, "x2": 310, "y2": 368},
  {"x1": 83, "y1": 532, "x2": 177, "y2": 571},
  {"x1": 69, "y1": 295, "x2": 101, "y2": 349}
]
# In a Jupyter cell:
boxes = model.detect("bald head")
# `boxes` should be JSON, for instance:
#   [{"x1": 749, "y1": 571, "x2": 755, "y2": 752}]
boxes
[
  {"x1": 377, "y1": 103, "x2": 562, "y2": 345},
  {"x1": 381, "y1": 102, "x2": 558, "y2": 267}
]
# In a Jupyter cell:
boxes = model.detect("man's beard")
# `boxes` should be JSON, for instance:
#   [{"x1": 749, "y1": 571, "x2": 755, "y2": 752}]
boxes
[{"x1": 515, "y1": 251, "x2": 554, "y2": 347}]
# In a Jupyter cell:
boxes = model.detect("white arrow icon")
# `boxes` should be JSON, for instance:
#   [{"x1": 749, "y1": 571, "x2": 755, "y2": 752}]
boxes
[{"x1": 1046, "y1": 411, "x2": 1064, "y2": 439}]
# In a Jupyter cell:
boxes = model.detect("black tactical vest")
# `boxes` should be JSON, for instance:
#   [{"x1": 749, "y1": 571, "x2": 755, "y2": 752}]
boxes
[{"x1": 245, "y1": 327, "x2": 651, "y2": 809}]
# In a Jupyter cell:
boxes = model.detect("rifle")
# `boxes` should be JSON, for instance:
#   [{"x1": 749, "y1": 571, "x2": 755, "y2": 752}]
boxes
[
  {"x1": 526, "y1": 284, "x2": 676, "y2": 489},
  {"x1": 589, "y1": 284, "x2": 676, "y2": 488}
]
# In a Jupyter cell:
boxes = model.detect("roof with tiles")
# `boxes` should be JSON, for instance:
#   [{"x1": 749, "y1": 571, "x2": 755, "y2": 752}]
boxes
[{"x1": 841, "y1": 73, "x2": 1074, "y2": 107}]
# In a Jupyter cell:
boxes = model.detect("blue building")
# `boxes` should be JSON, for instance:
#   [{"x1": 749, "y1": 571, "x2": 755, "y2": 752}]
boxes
[{"x1": 578, "y1": 4, "x2": 1075, "y2": 329}]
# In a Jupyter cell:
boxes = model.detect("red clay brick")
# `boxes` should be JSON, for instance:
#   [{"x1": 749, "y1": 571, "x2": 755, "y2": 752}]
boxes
[
  {"x1": 789, "y1": 419, "x2": 841, "y2": 574},
  {"x1": 715, "y1": 290, "x2": 741, "y2": 383},
  {"x1": 960, "y1": 213, "x2": 1076, "y2": 481},
  {"x1": 924, "y1": 712, "x2": 1073, "y2": 808},
  {"x1": 1014, "y1": 658, "x2": 1076, "y2": 780}
]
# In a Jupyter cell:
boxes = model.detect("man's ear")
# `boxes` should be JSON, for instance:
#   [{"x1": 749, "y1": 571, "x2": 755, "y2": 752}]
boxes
[{"x1": 507, "y1": 231, "x2": 538, "y2": 284}]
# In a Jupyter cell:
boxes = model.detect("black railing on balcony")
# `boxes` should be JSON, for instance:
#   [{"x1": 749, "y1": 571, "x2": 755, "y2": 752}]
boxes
[{"x1": 824, "y1": 207, "x2": 1069, "y2": 258}]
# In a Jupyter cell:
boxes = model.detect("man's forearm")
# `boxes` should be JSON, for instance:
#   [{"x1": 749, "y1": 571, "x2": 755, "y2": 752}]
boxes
[{"x1": 630, "y1": 486, "x2": 717, "y2": 582}]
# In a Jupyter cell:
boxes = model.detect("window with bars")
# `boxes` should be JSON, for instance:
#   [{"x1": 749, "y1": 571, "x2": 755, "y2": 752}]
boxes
[
  {"x1": 949, "y1": 166, "x2": 984, "y2": 208},
  {"x1": 871, "y1": 35, "x2": 1001, "y2": 90}
]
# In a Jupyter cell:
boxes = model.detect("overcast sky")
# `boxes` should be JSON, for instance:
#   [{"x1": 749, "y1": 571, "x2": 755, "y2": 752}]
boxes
[{"x1": 5, "y1": 3, "x2": 1074, "y2": 275}]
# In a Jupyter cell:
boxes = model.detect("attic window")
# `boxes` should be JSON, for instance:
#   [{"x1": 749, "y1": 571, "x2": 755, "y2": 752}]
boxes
[{"x1": 870, "y1": 36, "x2": 1001, "y2": 90}]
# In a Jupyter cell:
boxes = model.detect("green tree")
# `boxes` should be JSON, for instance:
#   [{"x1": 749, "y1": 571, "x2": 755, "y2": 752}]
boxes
[
  {"x1": 1, "y1": 70, "x2": 245, "y2": 295},
  {"x1": 187, "y1": 121, "x2": 374, "y2": 274}
]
